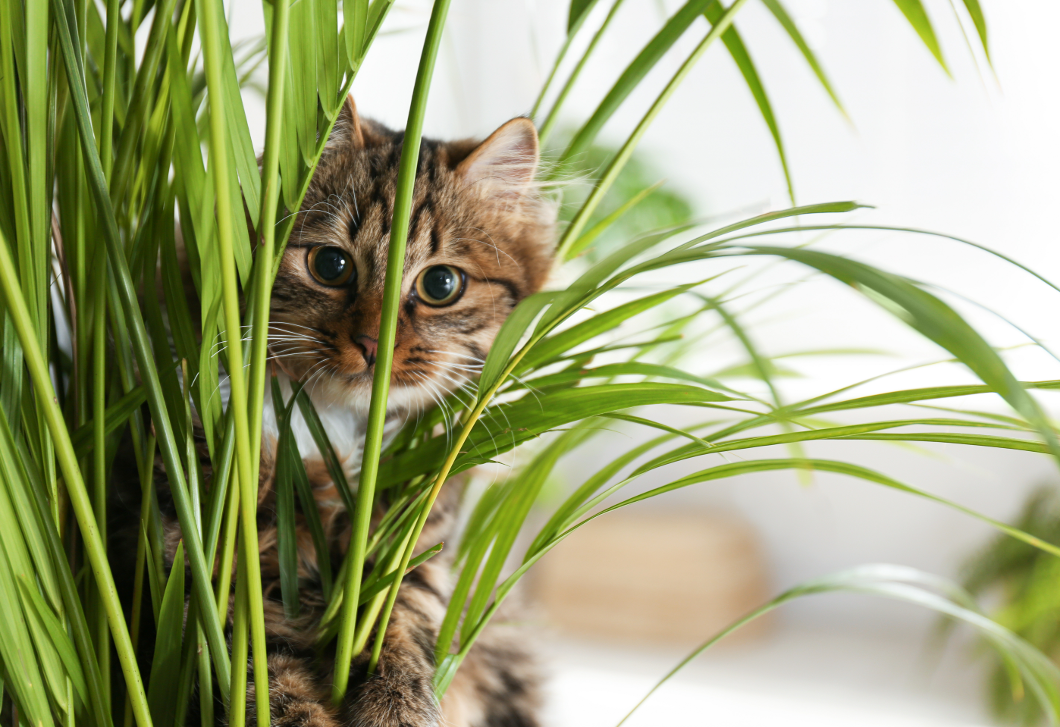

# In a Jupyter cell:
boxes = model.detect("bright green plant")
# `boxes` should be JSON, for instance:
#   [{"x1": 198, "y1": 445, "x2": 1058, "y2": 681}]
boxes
[{"x1": 1, "y1": 1, "x2": 1057, "y2": 727}]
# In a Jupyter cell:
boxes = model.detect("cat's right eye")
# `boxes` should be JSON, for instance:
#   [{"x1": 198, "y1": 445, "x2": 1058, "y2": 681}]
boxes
[{"x1": 307, "y1": 246, "x2": 356, "y2": 287}]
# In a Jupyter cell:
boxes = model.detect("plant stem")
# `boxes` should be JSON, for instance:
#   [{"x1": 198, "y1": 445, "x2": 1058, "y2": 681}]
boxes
[
  {"x1": 538, "y1": 0, "x2": 626, "y2": 146},
  {"x1": 330, "y1": 0, "x2": 454, "y2": 705},
  {"x1": 556, "y1": 0, "x2": 750, "y2": 260},
  {"x1": 49, "y1": 0, "x2": 233, "y2": 692},
  {"x1": 0, "y1": 229, "x2": 152, "y2": 727},
  {"x1": 197, "y1": 0, "x2": 269, "y2": 722},
  {"x1": 247, "y1": 0, "x2": 290, "y2": 472}
]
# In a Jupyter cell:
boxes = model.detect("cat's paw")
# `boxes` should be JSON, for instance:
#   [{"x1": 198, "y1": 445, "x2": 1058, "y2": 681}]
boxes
[{"x1": 346, "y1": 673, "x2": 440, "y2": 727}]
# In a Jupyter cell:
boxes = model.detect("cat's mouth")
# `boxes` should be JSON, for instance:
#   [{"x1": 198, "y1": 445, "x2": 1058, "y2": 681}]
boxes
[{"x1": 268, "y1": 344, "x2": 477, "y2": 417}]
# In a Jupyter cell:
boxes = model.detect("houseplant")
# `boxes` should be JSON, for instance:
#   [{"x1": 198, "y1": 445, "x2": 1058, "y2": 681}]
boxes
[{"x1": 1, "y1": 1, "x2": 1058, "y2": 726}]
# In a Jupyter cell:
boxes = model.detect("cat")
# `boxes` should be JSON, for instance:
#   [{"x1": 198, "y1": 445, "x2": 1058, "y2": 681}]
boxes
[{"x1": 115, "y1": 96, "x2": 557, "y2": 727}]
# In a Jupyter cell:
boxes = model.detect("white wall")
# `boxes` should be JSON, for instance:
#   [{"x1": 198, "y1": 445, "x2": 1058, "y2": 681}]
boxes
[{"x1": 227, "y1": 0, "x2": 1060, "y2": 632}]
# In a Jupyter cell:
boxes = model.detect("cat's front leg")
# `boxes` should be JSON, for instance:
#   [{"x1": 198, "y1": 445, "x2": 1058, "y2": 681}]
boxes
[{"x1": 341, "y1": 570, "x2": 447, "y2": 727}]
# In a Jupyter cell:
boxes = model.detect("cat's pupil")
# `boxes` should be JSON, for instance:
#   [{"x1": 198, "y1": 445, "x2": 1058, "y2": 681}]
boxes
[
  {"x1": 315, "y1": 248, "x2": 348, "y2": 281},
  {"x1": 423, "y1": 266, "x2": 456, "y2": 300}
]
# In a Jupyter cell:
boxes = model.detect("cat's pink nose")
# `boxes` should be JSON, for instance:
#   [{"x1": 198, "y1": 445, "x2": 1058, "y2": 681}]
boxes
[{"x1": 354, "y1": 335, "x2": 378, "y2": 367}]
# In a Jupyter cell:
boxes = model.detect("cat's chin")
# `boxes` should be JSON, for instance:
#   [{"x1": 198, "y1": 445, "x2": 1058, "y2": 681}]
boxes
[{"x1": 290, "y1": 368, "x2": 451, "y2": 420}]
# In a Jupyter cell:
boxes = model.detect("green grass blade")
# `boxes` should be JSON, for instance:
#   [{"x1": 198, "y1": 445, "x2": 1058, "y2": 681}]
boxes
[
  {"x1": 294, "y1": 392, "x2": 358, "y2": 515},
  {"x1": 559, "y1": 0, "x2": 716, "y2": 166},
  {"x1": 0, "y1": 405, "x2": 112, "y2": 727},
  {"x1": 147, "y1": 543, "x2": 185, "y2": 727},
  {"x1": 960, "y1": 0, "x2": 990, "y2": 63},
  {"x1": 566, "y1": 179, "x2": 664, "y2": 259},
  {"x1": 478, "y1": 291, "x2": 557, "y2": 394},
  {"x1": 50, "y1": 0, "x2": 232, "y2": 698},
  {"x1": 760, "y1": 0, "x2": 844, "y2": 114},
  {"x1": 737, "y1": 245, "x2": 1060, "y2": 462},
  {"x1": 332, "y1": 0, "x2": 454, "y2": 702},
  {"x1": 704, "y1": 3, "x2": 794, "y2": 202},
  {"x1": 617, "y1": 565, "x2": 1060, "y2": 725},
  {"x1": 892, "y1": 0, "x2": 948, "y2": 73},
  {"x1": 556, "y1": 0, "x2": 751, "y2": 258},
  {"x1": 538, "y1": 0, "x2": 626, "y2": 146},
  {"x1": 16, "y1": 577, "x2": 89, "y2": 707}
]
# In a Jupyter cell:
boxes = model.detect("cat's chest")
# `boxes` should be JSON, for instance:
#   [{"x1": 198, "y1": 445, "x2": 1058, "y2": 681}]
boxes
[{"x1": 261, "y1": 377, "x2": 403, "y2": 504}]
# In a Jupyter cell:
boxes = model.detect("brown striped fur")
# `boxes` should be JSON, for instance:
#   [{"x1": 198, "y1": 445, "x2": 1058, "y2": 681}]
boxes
[{"x1": 115, "y1": 98, "x2": 553, "y2": 726}]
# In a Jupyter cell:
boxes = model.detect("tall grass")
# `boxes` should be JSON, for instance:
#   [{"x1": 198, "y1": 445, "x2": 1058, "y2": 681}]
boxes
[{"x1": 0, "y1": 1, "x2": 1056, "y2": 726}]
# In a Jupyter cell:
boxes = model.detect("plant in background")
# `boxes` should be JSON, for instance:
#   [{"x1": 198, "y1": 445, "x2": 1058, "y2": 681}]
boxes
[
  {"x1": 954, "y1": 486, "x2": 1060, "y2": 725},
  {"x1": 1, "y1": 1, "x2": 1059, "y2": 727}
]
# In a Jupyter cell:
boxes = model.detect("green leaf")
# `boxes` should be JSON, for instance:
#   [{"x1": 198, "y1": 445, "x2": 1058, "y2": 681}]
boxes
[
  {"x1": 295, "y1": 390, "x2": 358, "y2": 515},
  {"x1": 17, "y1": 576, "x2": 89, "y2": 706},
  {"x1": 704, "y1": 2, "x2": 794, "y2": 202},
  {"x1": 960, "y1": 0, "x2": 989, "y2": 63},
  {"x1": 380, "y1": 383, "x2": 732, "y2": 488},
  {"x1": 891, "y1": 0, "x2": 948, "y2": 73},
  {"x1": 568, "y1": 0, "x2": 599, "y2": 33},
  {"x1": 760, "y1": 0, "x2": 844, "y2": 114},
  {"x1": 560, "y1": 0, "x2": 716, "y2": 165},
  {"x1": 617, "y1": 565, "x2": 1060, "y2": 725},
  {"x1": 479, "y1": 291, "x2": 557, "y2": 394},
  {"x1": 148, "y1": 542, "x2": 185, "y2": 727},
  {"x1": 737, "y1": 246, "x2": 1060, "y2": 462}
]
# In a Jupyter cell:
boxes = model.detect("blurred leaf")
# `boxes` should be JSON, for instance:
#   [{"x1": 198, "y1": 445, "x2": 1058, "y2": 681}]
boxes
[
  {"x1": 760, "y1": 0, "x2": 844, "y2": 113},
  {"x1": 568, "y1": 0, "x2": 600, "y2": 33},
  {"x1": 891, "y1": 0, "x2": 948, "y2": 73},
  {"x1": 704, "y1": 3, "x2": 794, "y2": 202},
  {"x1": 618, "y1": 565, "x2": 1060, "y2": 725}
]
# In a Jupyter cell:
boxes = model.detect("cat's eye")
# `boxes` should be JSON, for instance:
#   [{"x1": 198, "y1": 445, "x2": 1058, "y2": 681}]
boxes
[
  {"x1": 415, "y1": 265, "x2": 464, "y2": 306},
  {"x1": 307, "y1": 246, "x2": 355, "y2": 286}
]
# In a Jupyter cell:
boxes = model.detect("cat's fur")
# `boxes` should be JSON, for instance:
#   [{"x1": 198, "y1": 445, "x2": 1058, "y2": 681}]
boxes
[{"x1": 115, "y1": 97, "x2": 556, "y2": 726}]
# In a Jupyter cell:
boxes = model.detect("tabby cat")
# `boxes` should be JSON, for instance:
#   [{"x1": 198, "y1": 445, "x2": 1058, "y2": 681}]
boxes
[{"x1": 117, "y1": 97, "x2": 556, "y2": 727}]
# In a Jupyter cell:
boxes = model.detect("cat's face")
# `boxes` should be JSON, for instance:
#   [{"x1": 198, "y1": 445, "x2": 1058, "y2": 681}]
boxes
[{"x1": 268, "y1": 98, "x2": 555, "y2": 415}]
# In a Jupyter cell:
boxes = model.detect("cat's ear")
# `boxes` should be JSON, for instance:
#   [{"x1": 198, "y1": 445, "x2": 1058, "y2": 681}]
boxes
[
  {"x1": 455, "y1": 118, "x2": 539, "y2": 197},
  {"x1": 323, "y1": 95, "x2": 371, "y2": 152}
]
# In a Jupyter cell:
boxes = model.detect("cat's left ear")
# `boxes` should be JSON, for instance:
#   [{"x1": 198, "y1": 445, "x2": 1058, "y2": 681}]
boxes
[
  {"x1": 456, "y1": 118, "x2": 539, "y2": 197},
  {"x1": 323, "y1": 95, "x2": 377, "y2": 153}
]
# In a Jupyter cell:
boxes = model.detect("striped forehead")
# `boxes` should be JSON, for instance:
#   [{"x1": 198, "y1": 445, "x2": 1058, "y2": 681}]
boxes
[{"x1": 296, "y1": 163, "x2": 455, "y2": 286}]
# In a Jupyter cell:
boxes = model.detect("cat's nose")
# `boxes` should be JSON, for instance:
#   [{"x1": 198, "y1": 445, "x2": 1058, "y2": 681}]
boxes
[{"x1": 354, "y1": 335, "x2": 378, "y2": 367}]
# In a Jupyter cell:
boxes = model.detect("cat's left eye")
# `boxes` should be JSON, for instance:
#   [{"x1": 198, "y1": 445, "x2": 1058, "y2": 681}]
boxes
[
  {"x1": 307, "y1": 246, "x2": 356, "y2": 287},
  {"x1": 415, "y1": 265, "x2": 464, "y2": 306}
]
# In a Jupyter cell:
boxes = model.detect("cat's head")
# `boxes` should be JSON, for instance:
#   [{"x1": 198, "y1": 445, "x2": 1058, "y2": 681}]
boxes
[{"x1": 269, "y1": 97, "x2": 556, "y2": 415}]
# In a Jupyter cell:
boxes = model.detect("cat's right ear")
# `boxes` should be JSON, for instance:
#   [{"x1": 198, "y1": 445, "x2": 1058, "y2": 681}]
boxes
[{"x1": 323, "y1": 95, "x2": 369, "y2": 153}]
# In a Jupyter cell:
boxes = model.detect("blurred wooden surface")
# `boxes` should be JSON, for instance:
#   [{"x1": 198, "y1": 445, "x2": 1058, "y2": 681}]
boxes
[{"x1": 534, "y1": 509, "x2": 771, "y2": 644}]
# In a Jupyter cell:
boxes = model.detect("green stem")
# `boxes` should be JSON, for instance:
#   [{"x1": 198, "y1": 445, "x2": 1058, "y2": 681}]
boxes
[
  {"x1": 197, "y1": 0, "x2": 268, "y2": 723},
  {"x1": 529, "y1": 0, "x2": 603, "y2": 120},
  {"x1": 49, "y1": 0, "x2": 233, "y2": 693},
  {"x1": 214, "y1": 463, "x2": 240, "y2": 619},
  {"x1": 99, "y1": 0, "x2": 120, "y2": 174},
  {"x1": 248, "y1": 0, "x2": 290, "y2": 480},
  {"x1": 365, "y1": 522, "x2": 416, "y2": 673},
  {"x1": 91, "y1": 246, "x2": 110, "y2": 700},
  {"x1": 122, "y1": 434, "x2": 155, "y2": 727},
  {"x1": 556, "y1": 0, "x2": 750, "y2": 260},
  {"x1": 228, "y1": 569, "x2": 250, "y2": 727},
  {"x1": 330, "y1": 0, "x2": 454, "y2": 705},
  {"x1": 538, "y1": 0, "x2": 626, "y2": 146},
  {"x1": 0, "y1": 229, "x2": 152, "y2": 727}
]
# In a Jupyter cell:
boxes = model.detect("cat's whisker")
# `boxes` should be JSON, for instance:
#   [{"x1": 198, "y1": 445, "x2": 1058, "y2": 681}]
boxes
[
  {"x1": 432, "y1": 370, "x2": 476, "y2": 409},
  {"x1": 412, "y1": 372, "x2": 454, "y2": 449},
  {"x1": 451, "y1": 236, "x2": 520, "y2": 269},
  {"x1": 421, "y1": 373, "x2": 458, "y2": 443},
  {"x1": 349, "y1": 184, "x2": 361, "y2": 223},
  {"x1": 426, "y1": 350, "x2": 486, "y2": 365}
]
